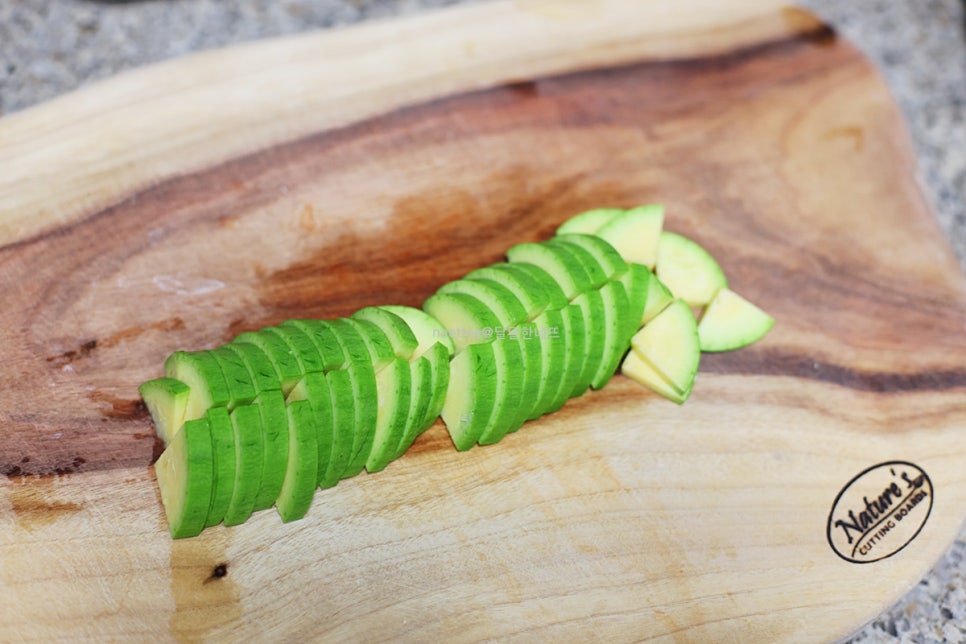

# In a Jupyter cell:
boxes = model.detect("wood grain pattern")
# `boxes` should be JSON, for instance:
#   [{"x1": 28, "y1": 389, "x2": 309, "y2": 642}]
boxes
[{"x1": 1, "y1": 1, "x2": 964, "y2": 641}]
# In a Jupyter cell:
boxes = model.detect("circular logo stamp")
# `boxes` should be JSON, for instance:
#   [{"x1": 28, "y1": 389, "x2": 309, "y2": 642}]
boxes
[{"x1": 826, "y1": 461, "x2": 933, "y2": 564}]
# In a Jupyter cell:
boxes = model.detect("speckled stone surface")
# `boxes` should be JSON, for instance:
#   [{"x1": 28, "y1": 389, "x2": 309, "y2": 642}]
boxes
[{"x1": 1, "y1": 1, "x2": 964, "y2": 641}]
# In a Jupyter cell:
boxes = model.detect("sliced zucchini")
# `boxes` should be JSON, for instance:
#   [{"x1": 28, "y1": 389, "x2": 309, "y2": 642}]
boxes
[
  {"x1": 250, "y1": 390, "x2": 290, "y2": 512},
  {"x1": 555, "y1": 207, "x2": 623, "y2": 235},
  {"x1": 155, "y1": 416, "x2": 214, "y2": 539},
  {"x1": 204, "y1": 406, "x2": 236, "y2": 528},
  {"x1": 276, "y1": 399, "x2": 319, "y2": 523},
  {"x1": 223, "y1": 404, "x2": 265, "y2": 526},
  {"x1": 139, "y1": 377, "x2": 190, "y2": 446},
  {"x1": 164, "y1": 350, "x2": 230, "y2": 422}
]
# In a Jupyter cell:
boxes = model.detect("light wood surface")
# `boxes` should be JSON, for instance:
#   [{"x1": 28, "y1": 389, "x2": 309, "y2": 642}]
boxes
[{"x1": 1, "y1": 1, "x2": 965, "y2": 641}]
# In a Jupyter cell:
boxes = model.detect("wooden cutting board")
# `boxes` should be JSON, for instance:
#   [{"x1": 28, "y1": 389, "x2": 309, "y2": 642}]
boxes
[{"x1": 1, "y1": 1, "x2": 964, "y2": 640}]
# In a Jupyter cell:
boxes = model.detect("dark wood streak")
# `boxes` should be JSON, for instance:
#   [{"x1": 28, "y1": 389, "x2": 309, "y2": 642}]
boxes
[
  {"x1": 247, "y1": 23, "x2": 850, "y2": 326},
  {"x1": 0, "y1": 19, "x2": 838, "y2": 256},
  {"x1": 3, "y1": 455, "x2": 89, "y2": 480},
  {"x1": 86, "y1": 391, "x2": 150, "y2": 420},
  {"x1": 46, "y1": 339, "x2": 98, "y2": 368},
  {"x1": 702, "y1": 348, "x2": 966, "y2": 393}
]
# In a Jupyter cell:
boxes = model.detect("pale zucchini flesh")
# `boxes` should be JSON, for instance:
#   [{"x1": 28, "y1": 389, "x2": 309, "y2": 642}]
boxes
[
  {"x1": 621, "y1": 350, "x2": 691, "y2": 405},
  {"x1": 155, "y1": 416, "x2": 214, "y2": 539},
  {"x1": 655, "y1": 231, "x2": 728, "y2": 307},
  {"x1": 139, "y1": 377, "x2": 190, "y2": 446},
  {"x1": 555, "y1": 207, "x2": 623, "y2": 235},
  {"x1": 595, "y1": 204, "x2": 665, "y2": 269},
  {"x1": 630, "y1": 299, "x2": 700, "y2": 396},
  {"x1": 698, "y1": 288, "x2": 775, "y2": 352}
]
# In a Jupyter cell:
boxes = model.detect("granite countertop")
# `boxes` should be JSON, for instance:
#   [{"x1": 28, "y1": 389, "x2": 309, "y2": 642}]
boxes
[{"x1": 1, "y1": 1, "x2": 964, "y2": 641}]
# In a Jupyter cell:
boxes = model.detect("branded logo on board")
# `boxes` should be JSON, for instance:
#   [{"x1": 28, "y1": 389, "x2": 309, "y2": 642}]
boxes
[{"x1": 826, "y1": 461, "x2": 933, "y2": 564}]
